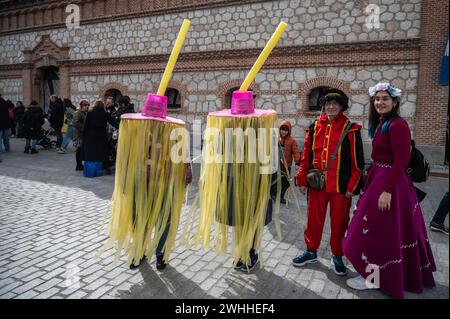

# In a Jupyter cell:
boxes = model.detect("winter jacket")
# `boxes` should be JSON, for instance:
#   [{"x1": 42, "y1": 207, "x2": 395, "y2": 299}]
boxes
[
  {"x1": 279, "y1": 120, "x2": 301, "y2": 167},
  {"x1": 22, "y1": 106, "x2": 45, "y2": 140},
  {"x1": 295, "y1": 112, "x2": 365, "y2": 195},
  {"x1": 0, "y1": 97, "x2": 10, "y2": 129},
  {"x1": 48, "y1": 98, "x2": 65, "y2": 129}
]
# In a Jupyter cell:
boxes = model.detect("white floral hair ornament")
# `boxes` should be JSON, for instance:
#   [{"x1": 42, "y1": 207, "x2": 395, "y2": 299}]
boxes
[{"x1": 368, "y1": 82, "x2": 402, "y2": 101}]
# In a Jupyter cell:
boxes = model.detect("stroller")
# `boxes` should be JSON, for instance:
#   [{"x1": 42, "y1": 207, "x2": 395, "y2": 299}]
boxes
[{"x1": 37, "y1": 118, "x2": 57, "y2": 149}]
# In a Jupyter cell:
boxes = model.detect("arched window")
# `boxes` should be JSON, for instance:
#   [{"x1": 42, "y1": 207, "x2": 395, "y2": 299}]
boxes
[
  {"x1": 308, "y1": 86, "x2": 330, "y2": 111},
  {"x1": 104, "y1": 89, "x2": 122, "y2": 105},
  {"x1": 165, "y1": 88, "x2": 181, "y2": 109},
  {"x1": 224, "y1": 87, "x2": 255, "y2": 108}
]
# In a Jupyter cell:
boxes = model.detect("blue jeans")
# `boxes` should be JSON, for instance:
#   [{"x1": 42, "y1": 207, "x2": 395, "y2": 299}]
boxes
[
  {"x1": 156, "y1": 223, "x2": 170, "y2": 258},
  {"x1": 0, "y1": 128, "x2": 11, "y2": 152},
  {"x1": 25, "y1": 139, "x2": 38, "y2": 150},
  {"x1": 15, "y1": 121, "x2": 22, "y2": 137},
  {"x1": 432, "y1": 192, "x2": 449, "y2": 224},
  {"x1": 61, "y1": 125, "x2": 73, "y2": 150}
]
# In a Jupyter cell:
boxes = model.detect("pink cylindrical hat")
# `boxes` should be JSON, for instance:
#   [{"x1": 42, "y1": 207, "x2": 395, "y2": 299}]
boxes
[
  {"x1": 231, "y1": 91, "x2": 255, "y2": 115},
  {"x1": 121, "y1": 93, "x2": 184, "y2": 125},
  {"x1": 142, "y1": 93, "x2": 168, "y2": 118}
]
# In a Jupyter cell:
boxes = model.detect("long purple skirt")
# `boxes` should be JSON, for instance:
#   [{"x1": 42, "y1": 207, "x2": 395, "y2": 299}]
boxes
[{"x1": 343, "y1": 162, "x2": 436, "y2": 299}]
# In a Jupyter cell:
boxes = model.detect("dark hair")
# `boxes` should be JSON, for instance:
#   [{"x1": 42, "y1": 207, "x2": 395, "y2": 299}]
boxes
[
  {"x1": 16, "y1": 101, "x2": 24, "y2": 107},
  {"x1": 368, "y1": 92, "x2": 400, "y2": 139},
  {"x1": 30, "y1": 100, "x2": 39, "y2": 106},
  {"x1": 94, "y1": 100, "x2": 105, "y2": 109},
  {"x1": 119, "y1": 95, "x2": 130, "y2": 105},
  {"x1": 63, "y1": 98, "x2": 75, "y2": 110}
]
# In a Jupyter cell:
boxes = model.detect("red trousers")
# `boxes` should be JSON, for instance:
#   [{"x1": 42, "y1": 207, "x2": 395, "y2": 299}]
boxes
[{"x1": 304, "y1": 188, "x2": 351, "y2": 256}]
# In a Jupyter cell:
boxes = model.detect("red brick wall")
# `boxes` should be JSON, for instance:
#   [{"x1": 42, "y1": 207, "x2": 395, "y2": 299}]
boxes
[{"x1": 416, "y1": 0, "x2": 449, "y2": 147}]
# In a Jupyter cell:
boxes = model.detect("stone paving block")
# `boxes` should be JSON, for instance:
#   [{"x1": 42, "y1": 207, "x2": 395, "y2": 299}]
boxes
[
  {"x1": 0, "y1": 280, "x2": 23, "y2": 295},
  {"x1": 67, "y1": 290, "x2": 88, "y2": 299},
  {"x1": 41, "y1": 268, "x2": 66, "y2": 281},
  {"x1": 0, "y1": 292, "x2": 17, "y2": 299},
  {"x1": 12, "y1": 278, "x2": 44, "y2": 294},
  {"x1": 0, "y1": 142, "x2": 448, "y2": 299},
  {"x1": 34, "y1": 278, "x2": 64, "y2": 292},
  {"x1": 33, "y1": 287, "x2": 60, "y2": 299},
  {"x1": 14, "y1": 289, "x2": 39, "y2": 299},
  {"x1": 88, "y1": 285, "x2": 113, "y2": 299}
]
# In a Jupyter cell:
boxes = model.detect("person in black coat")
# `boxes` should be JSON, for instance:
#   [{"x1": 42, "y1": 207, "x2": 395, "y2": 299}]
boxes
[
  {"x1": 82, "y1": 100, "x2": 115, "y2": 174},
  {"x1": 0, "y1": 94, "x2": 11, "y2": 153},
  {"x1": 13, "y1": 101, "x2": 26, "y2": 138},
  {"x1": 22, "y1": 101, "x2": 45, "y2": 154},
  {"x1": 48, "y1": 95, "x2": 65, "y2": 148},
  {"x1": 6, "y1": 100, "x2": 15, "y2": 136}
]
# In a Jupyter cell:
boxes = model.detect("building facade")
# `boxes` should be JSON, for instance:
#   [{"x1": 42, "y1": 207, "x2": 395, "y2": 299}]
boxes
[{"x1": 0, "y1": 0, "x2": 448, "y2": 163}]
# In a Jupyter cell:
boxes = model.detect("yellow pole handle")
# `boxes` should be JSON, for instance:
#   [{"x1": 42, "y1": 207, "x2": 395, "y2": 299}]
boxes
[
  {"x1": 157, "y1": 19, "x2": 191, "y2": 96},
  {"x1": 239, "y1": 22, "x2": 287, "y2": 92}
]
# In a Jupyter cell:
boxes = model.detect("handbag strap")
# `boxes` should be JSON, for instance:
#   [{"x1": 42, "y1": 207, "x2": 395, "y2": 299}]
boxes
[{"x1": 324, "y1": 121, "x2": 352, "y2": 173}]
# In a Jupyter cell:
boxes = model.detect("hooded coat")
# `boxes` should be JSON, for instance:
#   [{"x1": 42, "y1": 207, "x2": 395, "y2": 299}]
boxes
[{"x1": 279, "y1": 120, "x2": 301, "y2": 167}]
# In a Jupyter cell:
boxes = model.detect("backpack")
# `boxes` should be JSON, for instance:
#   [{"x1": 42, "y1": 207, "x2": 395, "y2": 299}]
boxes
[{"x1": 407, "y1": 140, "x2": 430, "y2": 183}]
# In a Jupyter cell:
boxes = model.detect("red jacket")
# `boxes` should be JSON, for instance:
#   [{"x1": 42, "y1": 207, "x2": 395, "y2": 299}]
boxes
[
  {"x1": 280, "y1": 120, "x2": 301, "y2": 167},
  {"x1": 296, "y1": 112, "x2": 365, "y2": 194}
]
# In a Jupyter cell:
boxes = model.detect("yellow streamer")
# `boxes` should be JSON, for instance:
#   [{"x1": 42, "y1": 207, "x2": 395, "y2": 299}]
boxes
[
  {"x1": 103, "y1": 118, "x2": 187, "y2": 267},
  {"x1": 240, "y1": 22, "x2": 287, "y2": 91},
  {"x1": 157, "y1": 19, "x2": 191, "y2": 96},
  {"x1": 184, "y1": 112, "x2": 278, "y2": 266}
]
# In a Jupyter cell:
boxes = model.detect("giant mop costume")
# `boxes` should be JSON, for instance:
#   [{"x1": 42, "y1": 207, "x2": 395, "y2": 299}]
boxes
[
  {"x1": 184, "y1": 22, "x2": 288, "y2": 267},
  {"x1": 103, "y1": 20, "x2": 191, "y2": 268}
]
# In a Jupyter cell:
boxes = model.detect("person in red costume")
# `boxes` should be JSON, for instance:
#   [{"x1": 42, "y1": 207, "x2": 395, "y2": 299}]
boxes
[{"x1": 293, "y1": 89, "x2": 365, "y2": 276}]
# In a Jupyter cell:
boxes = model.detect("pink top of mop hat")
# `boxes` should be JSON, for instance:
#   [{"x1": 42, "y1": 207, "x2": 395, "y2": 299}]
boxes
[
  {"x1": 210, "y1": 91, "x2": 276, "y2": 118},
  {"x1": 121, "y1": 93, "x2": 185, "y2": 125}
]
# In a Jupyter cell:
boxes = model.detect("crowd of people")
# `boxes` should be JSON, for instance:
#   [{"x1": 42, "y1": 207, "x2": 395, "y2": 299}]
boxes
[
  {"x1": 0, "y1": 93, "x2": 135, "y2": 173},
  {"x1": 0, "y1": 82, "x2": 448, "y2": 299}
]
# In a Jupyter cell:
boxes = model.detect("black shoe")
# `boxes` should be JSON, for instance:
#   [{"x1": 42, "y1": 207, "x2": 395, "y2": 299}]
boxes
[
  {"x1": 104, "y1": 168, "x2": 113, "y2": 175},
  {"x1": 331, "y1": 255, "x2": 347, "y2": 276},
  {"x1": 292, "y1": 249, "x2": 317, "y2": 267},
  {"x1": 430, "y1": 221, "x2": 449, "y2": 235},
  {"x1": 76, "y1": 165, "x2": 84, "y2": 171},
  {"x1": 280, "y1": 198, "x2": 287, "y2": 204},
  {"x1": 24, "y1": 147, "x2": 30, "y2": 153},
  {"x1": 156, "y1": 255, "x2": 166, "y2": 270},
  {"x1": 240, "y1": 254, "x2": 259, "y2": 273},
  {"x1": 30, "y1": 148, "x2": 38, "y2": 154},
  {"x1": 129, "y1": 256, "x2": 147, "y2": 269},
  {"x1": 233, "y1": 259, "x2": 244, "y2": 270}
]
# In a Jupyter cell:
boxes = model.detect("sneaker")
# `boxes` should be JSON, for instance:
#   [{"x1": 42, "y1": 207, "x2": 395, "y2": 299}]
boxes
[
  {"x1": 233, "y1": 259, "x2": 244, "y2": 270},
  {"x1": 156, "y1": 255, "x2": 166, "y2": 270},
  {"x1": 24, "y1": 147, "x2": 30, "y2": 154},
  {"x1": 129, "y1": 256, "x2": 147, "y2": 269},
  {"x1": 430, "y1": 221, "x2": 449, "y2": 235},
  {"x1": 57, "y1": 148, "x2": 66, "y2": 154},
  {"x1": 346, "y1": 275, "x2": 379, "y2": 290},
  {"x1": 292, "y1": 250, "x2": 317, "y2": 267},
  {"x1": 331, "y1": 256, "x2": 347, "y2": 276},
  {"x1": 30, "y1": 148, "x2": 38, "y2": 154},
  {"x1": 241, "y1": 254, "x2": 259, "y2": 273}
]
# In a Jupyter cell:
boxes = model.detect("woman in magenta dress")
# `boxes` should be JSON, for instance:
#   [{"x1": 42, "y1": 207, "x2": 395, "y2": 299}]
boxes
[{"x1": 343, "y1": 82, "x2": 436, "y2": 299}]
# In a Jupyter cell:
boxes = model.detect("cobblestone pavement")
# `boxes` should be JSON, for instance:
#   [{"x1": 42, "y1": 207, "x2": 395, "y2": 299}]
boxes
[{"x1": 0, "y1": 139, "x2": 448, "y2": 299}]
